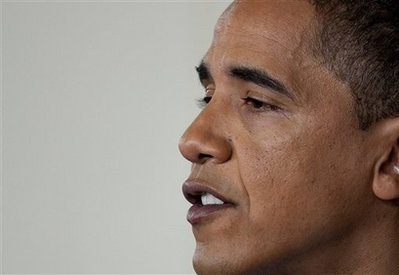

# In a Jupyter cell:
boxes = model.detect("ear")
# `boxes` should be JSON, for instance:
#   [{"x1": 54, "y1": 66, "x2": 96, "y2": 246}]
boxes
[{"x1": 372, "y1": 119, "x2": 399, "y2": 201}]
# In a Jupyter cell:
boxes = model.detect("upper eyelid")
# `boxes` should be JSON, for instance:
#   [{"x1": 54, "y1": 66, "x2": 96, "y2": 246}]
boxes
[
  {"x1": 204, "y1": 85, "x2": 215, "y2": 94},
  {"x1": 196, "y1": 64, "x2": 298, "y2": 109},
  {"x1": 198, "y1": 75, "x2": 285, "y2": 108},
  {"x1": 202, "y1": 80, "x2": 214, "y2": 89}
]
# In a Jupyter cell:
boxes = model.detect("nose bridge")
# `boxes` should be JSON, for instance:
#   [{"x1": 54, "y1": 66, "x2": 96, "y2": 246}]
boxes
[{"x1": 178, "y1": 100, "x2": 232, "y2": 164}]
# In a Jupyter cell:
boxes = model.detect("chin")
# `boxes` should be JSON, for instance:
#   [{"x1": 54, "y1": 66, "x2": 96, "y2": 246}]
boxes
[
  {"x1": 192, "y1": 243, "x2": 266, "y2": 275},
  {"x1": 193, "y1": 256, "x2": 237, "y2": 275},
  {"x1": 192, "y1": 238, "x2": 300, "y2": 275},
  {"x1": 193, "y1": 244, "x2": 234, "y2": 275}
]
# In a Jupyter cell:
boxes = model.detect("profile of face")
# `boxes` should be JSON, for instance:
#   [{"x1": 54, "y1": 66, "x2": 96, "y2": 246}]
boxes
[{"x1": 179, "y1": 0, "x2": 395, "y2": 274}]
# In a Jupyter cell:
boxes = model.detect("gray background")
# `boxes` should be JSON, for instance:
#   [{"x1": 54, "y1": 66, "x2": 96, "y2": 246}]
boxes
[{"x1": 2, "y1": 1, "x2": 230, "y2": 273}]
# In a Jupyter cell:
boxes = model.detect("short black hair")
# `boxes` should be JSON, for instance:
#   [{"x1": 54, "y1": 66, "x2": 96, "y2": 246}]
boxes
[{"x1": 310, "y1": 0, "x2": 399, "y2": 130}]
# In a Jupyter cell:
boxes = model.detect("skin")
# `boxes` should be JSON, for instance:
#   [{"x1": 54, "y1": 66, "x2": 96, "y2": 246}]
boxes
[{"x1": 179, "y1": 0, "x2": 399, "y2": 274}]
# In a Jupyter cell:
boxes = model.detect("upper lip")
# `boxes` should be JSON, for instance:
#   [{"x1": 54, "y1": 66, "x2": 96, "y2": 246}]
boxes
[{"x1": 182, "y1": 179, "x2": 235, "y2": 205}]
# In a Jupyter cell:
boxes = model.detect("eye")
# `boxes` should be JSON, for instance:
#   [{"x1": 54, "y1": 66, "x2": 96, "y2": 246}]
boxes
[
  {"x1": 243, "y1": 97, "x2": 280, "y2": 111},
  {"x1": 196, "y1": 96, "x2": 212, "y2": 109}
]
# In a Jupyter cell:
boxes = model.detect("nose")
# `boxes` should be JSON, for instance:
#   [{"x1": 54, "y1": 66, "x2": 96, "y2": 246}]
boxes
[{"x1": 178, "y1": 107, "x2": 232, "y2": 164}]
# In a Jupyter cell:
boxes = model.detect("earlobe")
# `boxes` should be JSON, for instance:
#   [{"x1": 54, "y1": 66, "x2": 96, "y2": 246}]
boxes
[{"x1": 372, "y1": 145, "x2": 399, "y2": 200}]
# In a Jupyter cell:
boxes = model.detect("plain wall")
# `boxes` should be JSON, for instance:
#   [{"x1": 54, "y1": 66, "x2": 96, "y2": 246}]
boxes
[{"x1": 2, "y1": 1, "x2": 231, "y2": 273}]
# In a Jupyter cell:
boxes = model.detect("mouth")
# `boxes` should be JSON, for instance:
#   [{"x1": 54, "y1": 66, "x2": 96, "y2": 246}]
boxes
[{"x1": 182, "y1": 180, "x2": 236, "y2": 225}]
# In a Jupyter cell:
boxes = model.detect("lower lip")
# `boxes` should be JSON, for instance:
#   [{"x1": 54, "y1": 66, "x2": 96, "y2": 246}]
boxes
[{"x1": 187, "y1": 204, "x2": 233, "y2": 224}]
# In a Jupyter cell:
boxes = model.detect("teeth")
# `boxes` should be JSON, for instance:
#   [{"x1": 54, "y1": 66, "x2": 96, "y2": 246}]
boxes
[{"x1": 201, "y1": 193, "x2": 224, "y2": 205}]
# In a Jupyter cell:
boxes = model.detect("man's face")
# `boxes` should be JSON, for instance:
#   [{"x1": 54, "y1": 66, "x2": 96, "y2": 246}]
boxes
[{"x1": 179, "y1": 0, "x2": 376, "y2": 273}]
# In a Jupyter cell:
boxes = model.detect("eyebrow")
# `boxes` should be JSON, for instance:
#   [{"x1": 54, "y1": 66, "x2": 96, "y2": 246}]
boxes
[
  {"x1": 195, "y1": 62, "x2": 211, "y2": 83},
  {"x1": 228, "y1": 65, "x2": 291, "y2": 98},
  {"x1": 196, "y1": 61, "x2": 291, "y2": 99}
]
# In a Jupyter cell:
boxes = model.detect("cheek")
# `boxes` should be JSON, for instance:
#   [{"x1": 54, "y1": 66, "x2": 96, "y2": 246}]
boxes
[
  {"x1": 236, "y1": 126, "x2": 369, "y2": 247},
  {"x1": 240, "y1": 140, "x2": 313, "y2": 222}
]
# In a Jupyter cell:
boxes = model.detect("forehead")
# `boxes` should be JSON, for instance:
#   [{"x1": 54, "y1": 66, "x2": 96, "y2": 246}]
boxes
[
  {"x1": 214, "y1": 0, "x2": 315, "y2": 48},
  {"x1": 205, "y1": 0, "x2": 317, "y2": 90},
  {"x1": 217, "y1": 0, "x2": 315, "y2": 38},
  {"x1": 207, "y1": 0, "x2": 314, "y2": 73}
]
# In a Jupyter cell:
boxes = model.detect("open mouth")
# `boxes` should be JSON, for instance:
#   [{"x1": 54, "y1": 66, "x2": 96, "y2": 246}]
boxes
[
  {"x1": 186, "y1": 191, "x2": 225, "y2": 206},
  {"x1": 201, "y1": 193, "x2": 225, "y2": 205},
  {"x1": 183, "y1": 181, "x2": 235, "y2": 224}
]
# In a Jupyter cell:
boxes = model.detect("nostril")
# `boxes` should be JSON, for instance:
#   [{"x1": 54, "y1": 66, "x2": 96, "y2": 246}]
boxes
[{"x1": 198, "y1": 153, "x2": 213, "y2": 160}]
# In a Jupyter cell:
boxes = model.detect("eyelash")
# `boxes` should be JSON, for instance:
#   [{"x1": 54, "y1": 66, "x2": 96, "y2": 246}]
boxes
[
  {"x1": 196, "y1": 96, "x2": 212, "y2": 108},
  {"x1": 196, "y1": 96, "x2": 280, "y2": 112}
]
